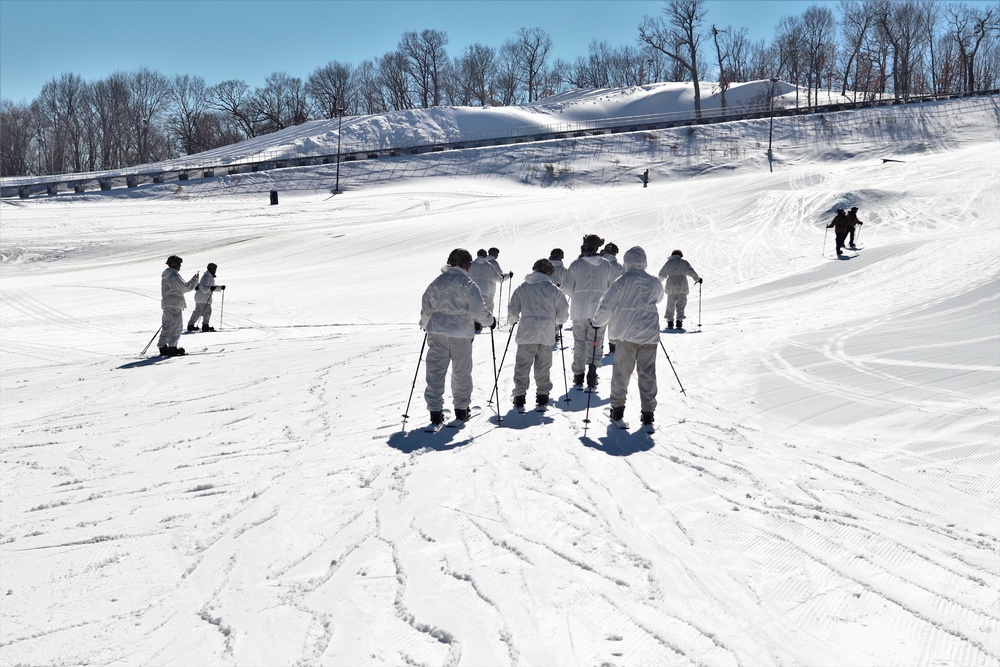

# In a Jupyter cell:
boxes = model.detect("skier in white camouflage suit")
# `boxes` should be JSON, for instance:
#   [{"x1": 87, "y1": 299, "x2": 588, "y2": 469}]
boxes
[
  {"x1": 157, "y1": 255, "x2": 199, "y2": 356},
  {"x1": 187, "y1": 263, "x2": 225, "y2": 332},
  {"x1": 591, "y1": 246, "x2": 664, "y2": 427},
  {"x1": 468, "y1": 249, "x2": 504, "y2": 331},
  {"x1": 562, "y1": 233, "x2": 615, "y2": 389},
  {"x1": 506, "y1": 258, "x2": 569, "y2": 410},
  {"x1": 658, "y1": 249, "x2": 702, "y2": 330},
  {"x1": 420, "y1": 249, "x2": 495, "y2": 426}
]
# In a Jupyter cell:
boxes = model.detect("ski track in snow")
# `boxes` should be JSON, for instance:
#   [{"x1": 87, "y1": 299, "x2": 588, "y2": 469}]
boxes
[{"x1": 1, "y1": 93, "x2": 998, "y2": 666}]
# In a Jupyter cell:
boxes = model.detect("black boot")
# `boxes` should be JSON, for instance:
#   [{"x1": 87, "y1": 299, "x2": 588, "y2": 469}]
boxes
[
  {"x1": 513, "y1": 395, "x2": 526, "y2": 408},
  {"x1": 641, "y1": 411, "x2": 654, "y2": 425},
  {"x1": 676, "y1": 320, "x2": 685, "y2": 330},
  {"x1": 187, "y1": 324, "x2": 197, "y2": 332},
  {"x1": 430, "y1": 411, "x2": 444, "y2": 425},
  {"x1": 610, "y1": 406, "x2": 625, "y2": 421},
  {"x1": 573, "y1": 373, "x2": 584, "y2": 388},
  {"x1": 586, "y1": 364, "x2": 599, "y2": 389},
  {"x1": 158, "y1": 345, "x2": 169, "y2": 356},
  {"x1": 608, "y1": 342, "x2": 616, "y2": 353},
  {"x1": 666, "y1": 320, "x2": 674, "y2": 329},
  {"x1": 201, "y1": 325, "x2": 216, "y2": 332},
  {"x1": 454, "y1": 408, "x2": 471, "y2": 421},
  {"x1": 535, "y1": 394, "x2": 548, "y2": 407}
]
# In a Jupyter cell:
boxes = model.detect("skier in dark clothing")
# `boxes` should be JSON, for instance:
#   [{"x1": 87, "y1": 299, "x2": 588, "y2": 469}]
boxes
[
  {"x1": 846, "y1": 206, "x2": 863, "y2": 249},
  {"x1": 827, "y1": 209, "x2": 850, "y2": 256}
]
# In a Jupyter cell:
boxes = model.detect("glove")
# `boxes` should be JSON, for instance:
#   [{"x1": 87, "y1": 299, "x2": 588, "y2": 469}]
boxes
[
  {"x1": 210, "y1": 286, "x2": 217, "y2": 291},
  {"x1": 508, "y1": 271, "x2": 514, "y2": 279},
  {"x1": 857, "y1": 221, "x2": 863, "y2": 225},
  {"x1": 489, "y1": 317, "x2": 498, "y2": 330},
  {"x1": 697, "y1": 278, "x2": 704, "y2": 284},
  {"x1": 220, "y1": 285, "x2": 226, "y2": 290}
]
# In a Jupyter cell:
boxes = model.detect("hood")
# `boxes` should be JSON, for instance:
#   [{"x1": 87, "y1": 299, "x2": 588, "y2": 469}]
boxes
[{"x1": 622, "y1": 246, "x2": 647, "y2": 270}]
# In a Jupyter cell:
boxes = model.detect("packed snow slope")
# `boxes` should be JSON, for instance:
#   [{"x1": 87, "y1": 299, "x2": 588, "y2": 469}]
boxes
[{"x1": 1, "y1": 85, "x2": 999, "y2": 666}]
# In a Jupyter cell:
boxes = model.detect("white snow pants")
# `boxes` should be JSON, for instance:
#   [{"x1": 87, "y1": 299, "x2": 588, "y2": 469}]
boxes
[
  {"x1": 665, "y1": 294, "x2": 688, "y2": 322},
  {"x1": 571, "y1": 319, "x2": 606, "y2": 374},
  {"x1": 188, "y1": 302, "x2": 212, "y2": 327},
  {"x1": 609, "y1": 341, "x2": 658, "y2": 412},
  {"x1": 424, "y1": 333, "x2": 475, "y2": 412},
  {"x1": 511, "y1": 343, "x2": 554, "y2": 398},
  {"x1": 157, "y1": 306, "x2": 184, "y2": 348}
]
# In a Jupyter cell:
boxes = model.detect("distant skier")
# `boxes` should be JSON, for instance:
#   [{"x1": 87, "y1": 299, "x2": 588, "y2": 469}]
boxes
[
  {"x1": 420, "y1": 248, "x2": 495, "y2": 426},
  {"x1": 562, "y1": 233, "x2": 615, "y2": 389},
  {"x1": 548, "y1": 248, "x2": 567, "y2": 287},
  {"x1": 827, "y1": 208, "x2": 850, "y2": 256},
  {"x1": 507, "y1": 258, "x2": 569, "y2": 411},
  {"x1": 468, "y1": 249, "x2": 503, "y2": 332},
  {"x1": 157, "y1": 255, "x2": 199, "y2": 356},
  {"x1": 642, "y1": 169, "x2": 649, "y2": 188},
  {"x1": 187, "y1": 263, "x2": 225, "y2": 332},
  {"x1": 591, "y1": 246, "x2": 664, "y2": 428},
  {"x1": 488, "y1": 247, "x2": 513, "y2": 288},
  {"x1": 600, "y1": 242, "x2": 624, "y2": 353},
  {"x1": 658, "y1": 249, "x2": 702, "y2": 330},
  {"x1": 846, "y1": 206, "x2": 863, "y2": 249}
]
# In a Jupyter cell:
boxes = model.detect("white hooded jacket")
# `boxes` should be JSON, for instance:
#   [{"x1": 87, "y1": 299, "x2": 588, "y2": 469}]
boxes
[
  {"x1": 658, "y1": 254, "x2": 701, "y2": 295},
  {"x1": 160, "y1": 267, "x2": 199, "y2": 310},
  {"x1": 592, "y1": 247, "x2": 664, "y2": 345},
  {"x1": 549, "y1": 259, "x2": 566, "y2": 287},
  {"x1": 507, "y1": 271, "x2": 570, "y2": 346},
  {"x1": 193, "y1": 271, "x2": 217, "y2": 304},
  {"x1": 468, "y1": 256, "x2": 503, "y2": 298},
  {"x1": 421, "y1": 266, "x2": 493, "y2": 338},
  {"x1": 562, "y1": 254, "x2": 615, "y2": 321}
]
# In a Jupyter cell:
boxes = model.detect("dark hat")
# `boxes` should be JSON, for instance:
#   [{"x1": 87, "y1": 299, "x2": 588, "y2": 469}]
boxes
[
  {"x1": 477, "y1": 249, "x2": 488, "y2": 257},
  {"x1": 549, "y1": 248, "x2": 564, "y2": 260},
  {"x1": 671, "y1": 249, "x2": 683, "y2": 257},
  {"x1": 602, "y1": 243, "x2": 619, "y2": 255},
  {"x1": 447, "y1": 248, "x2": 473, "y2": 267},
  {"x1": 488, "y1": 247, "x2": 500, "y2": 256},
  {"x1": 532, "y1": 258, "x2": 555, "y2": 276},
  {"x1": 850, "y1": 206, "x2": 858, "y2": 211},
  {"x1": 581, "y1": 233, "x2": 604, "y2": 253},
  {"x1": 166, "y1": 255, "x2": 182, "y2": 265},
  {"x1": 837, "y1": 208, "x2": 845, "y2": 214}
]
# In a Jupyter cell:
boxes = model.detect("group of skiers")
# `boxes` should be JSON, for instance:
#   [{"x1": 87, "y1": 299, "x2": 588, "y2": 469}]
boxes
[
  {"x1": 419, "y1": 234, "x2": 703, "y2": 428},
  {"x1": 156, "y1": 256, "x2": 225, "y2": 356},
  {"x1": 827, "y1": 206, "x2": 864, "y2": 256}
]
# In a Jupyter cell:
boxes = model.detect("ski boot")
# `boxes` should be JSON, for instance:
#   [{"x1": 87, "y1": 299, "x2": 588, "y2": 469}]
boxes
[
  {"x1": 454, "y1": 408, "x2": 472, "y2": 422},
  {"x1": 535, "y1": 394, "x2": 549, "y2": 407},
  {"x1": 187, "y1": 324, "x2": 198, "y2": 332},
  {"x1": 512, "y1": 395, "x2": 526, "y2": 408},
  {"x1": 430, "y1": 411, "x2": 445, "y2": 425},
  {"x1": 666, "y1": 320, "x2": 675, "y2": 329},
  {"x1": 610, "y1": 406, "x2": 625, "y2": 421},
  {"x1": 201, "y1": 325, "x2": 216, "y2": 332},
  {"x1": 640, "y1": 411, "x2": 654, "y2": 426},
  {"x1": 573, "y1": 373, "x2": 584, "y2": 389},
  {"x1": 586, "y1": 364, "x2": 599, "y2": 389}
]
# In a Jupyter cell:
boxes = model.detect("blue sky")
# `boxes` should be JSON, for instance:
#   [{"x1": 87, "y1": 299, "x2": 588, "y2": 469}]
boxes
[{"x1": 1, "y1": 0, "x2": 847, "y2": 102}]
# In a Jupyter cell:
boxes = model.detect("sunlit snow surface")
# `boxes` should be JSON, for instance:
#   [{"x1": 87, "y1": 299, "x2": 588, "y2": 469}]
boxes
[{"x1": 1, "y1": 84, "x2": 998, "y2": 666}]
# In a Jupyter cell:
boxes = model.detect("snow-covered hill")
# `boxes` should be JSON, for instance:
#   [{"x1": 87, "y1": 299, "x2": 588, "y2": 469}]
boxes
[{"x1": 1, "y1": 85, "x2": 998, "y2": 666}]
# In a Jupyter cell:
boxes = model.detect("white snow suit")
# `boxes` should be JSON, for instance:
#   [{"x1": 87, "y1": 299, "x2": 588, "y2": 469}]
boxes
[
  {"x1": 420, "y1": 266, "x2": 494, "y2": 412},
  {"x1": 562, "y1": 254, "x2": 615, "y2": 374},
  {"x1": 550, "y1": 259, "x2": 567, "y2": 287},
  {"x1": 157, "y1": 267, "x2": 199, "y2": 348},
  {"x1": 592, "y1": 247, "x2": 664, "y2": 412},
  {"x1": 188, "y1": 271, "x2": 217, "y2": 329},
  {"x1": 468, "y1": 256, "x2": 504, "y2": 313},
  {"x1": 507, "y1": 271, "x2": 570, "y2": 399},
  {"x1": 658, "y1": 254, "x2": 701, "y2": 323}
]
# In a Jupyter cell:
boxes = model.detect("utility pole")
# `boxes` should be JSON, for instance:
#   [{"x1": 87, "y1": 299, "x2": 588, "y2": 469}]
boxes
[{"x1": 335, "y1": 106, "x2": 346, "y2": 194}]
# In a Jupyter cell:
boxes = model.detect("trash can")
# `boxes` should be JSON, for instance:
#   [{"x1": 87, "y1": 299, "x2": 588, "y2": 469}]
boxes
[{"x1": 270, "y1": 190, "x2": 279, "y2": 205}]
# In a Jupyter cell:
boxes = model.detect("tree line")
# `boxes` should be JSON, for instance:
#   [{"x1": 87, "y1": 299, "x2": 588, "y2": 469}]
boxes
[{"x1": 2, "y1": 0, "x2": 997, "y2": 178}]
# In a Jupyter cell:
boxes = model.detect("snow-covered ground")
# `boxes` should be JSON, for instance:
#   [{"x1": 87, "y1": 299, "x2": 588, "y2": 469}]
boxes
[{"x1": 1, "y1": 84, "x2": 998, "y2": 666}]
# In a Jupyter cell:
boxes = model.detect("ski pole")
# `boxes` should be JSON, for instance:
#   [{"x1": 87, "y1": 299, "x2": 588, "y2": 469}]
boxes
[
  {"x1": 220, "y1": 287, "x2": 225, "y2": 330},
  {"x1": 141, "y1": 326, "x2": 162, "y2": 356},
  {"x1": 489, "y1": 322, "x2": 516, "y2": 426},
  {"x1": 698, "y1": 281, "x2": 702, "y2": 328},
  {"x1": 558, "y1": 326, "x2": 570, "y2": 404},
  {"x1": 657, "y1": 336, "x2": 687, "y2": 395},
  {"x1": 402, "y1": 333, "x2": 427, "y2": 421},
  {"x1": 488, "y1": 323, "x2": 498, "y2": 407},
  {"x1": 822, "y1": 227, "x2": 829, "y2": 257},
  {"x1": 583, "y1": 324, "x2": 600, "y2": 424}
]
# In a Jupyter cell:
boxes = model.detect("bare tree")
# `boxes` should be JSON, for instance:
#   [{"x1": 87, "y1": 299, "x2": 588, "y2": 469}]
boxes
[
  {"x1": 306, "y1": 61, "x2": 355, "y2": 118},
  {"x1": 399, "y1": 29, "x2": 449, "y2": 107},
  {"x1": 378, "y1": 50, "x2": 413, "y2": 111},
  {"x1": 354, "y1": 59, "x2": 387, "y2": 114},
  {"x1": 0, "y1": 99, "x2": 34, "y2": 176},
  {"x1": 839, "y1": 0, "x2": 878, "y2": 97},
  {"x1": 946, "y1": 2, "x2": 999, "y2": 92},
  {"x1": 711, "y1": 26, "x2": 731, "y2": 111},
  {"x1": 774, "y1": 15, "x2": 806, "y2": 106},
  {"x1": 126, "y1": 67, "x2": 171, "y2": 164},
  {"x1": 166, "y1": 74, "x2": 211, "y2": 155},
  {"x1": 454, "y1": 43, "x2": 497, "y2": 106},
  {"x1": 494, "y1": 40, "x2": 523, "y2": 105},
  {"x1": 801, "y1": 4, "x2": 838, "y2": 105},
  {"x1": 639, "y1": 0, "x2": 708, "y2": 117},
  {"x1": 208, "y1": 79, "x2": 261, "y2": 139},
  {"x1": 514, "y1": 27, "x2": 554, "y2": 102},
  {"x1": 91, "y1": 72, "x2": 131, "y2": 168}
]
